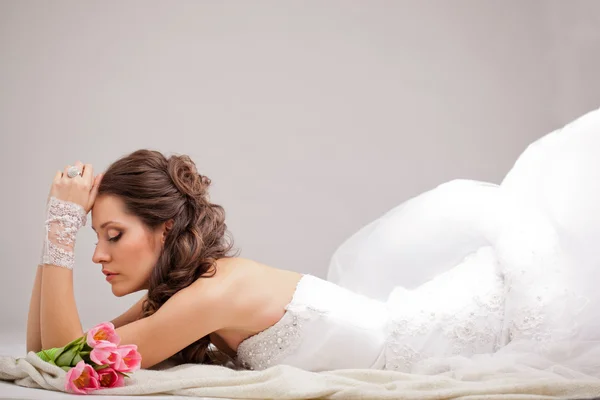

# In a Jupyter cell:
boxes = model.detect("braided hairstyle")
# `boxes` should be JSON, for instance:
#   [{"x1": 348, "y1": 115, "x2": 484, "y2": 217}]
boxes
[{"x1": 97, "y1": 149, "x2": 239, "y2": 364}]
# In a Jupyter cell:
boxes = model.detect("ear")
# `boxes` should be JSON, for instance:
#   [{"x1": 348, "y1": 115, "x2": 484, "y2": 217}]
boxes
[{"x1": 161, "y1": 219, "x2": 174, "y2": 244}]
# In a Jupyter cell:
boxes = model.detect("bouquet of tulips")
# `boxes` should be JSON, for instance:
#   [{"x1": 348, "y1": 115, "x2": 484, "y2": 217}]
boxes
[{"x1": 36, "y1": 322, "x2": 142, "y2": 394}]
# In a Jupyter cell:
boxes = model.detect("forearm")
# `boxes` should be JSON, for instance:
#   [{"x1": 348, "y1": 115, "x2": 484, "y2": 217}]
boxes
[
  {"x1": 26, "y1": 266, "x2": 43, "y2": 353},
  {"x1": 40, "y1": 264, "x2": 84, "y2": 349},
  {"x1": 38, "y1": 196, "x2": 87, "y2": 349}
]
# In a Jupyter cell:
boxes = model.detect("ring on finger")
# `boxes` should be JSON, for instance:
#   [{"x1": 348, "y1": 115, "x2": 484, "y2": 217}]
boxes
[{"x1": 67, "y1": 165, "x2": 83, "y2": 178}]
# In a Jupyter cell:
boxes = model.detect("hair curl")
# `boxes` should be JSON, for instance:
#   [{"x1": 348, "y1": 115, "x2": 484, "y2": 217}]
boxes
[{"x1": 97, "y1": 149, "x2": 239, "y2": 364}]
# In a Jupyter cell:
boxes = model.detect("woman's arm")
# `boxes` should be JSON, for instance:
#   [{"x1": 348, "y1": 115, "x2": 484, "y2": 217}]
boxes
[
  {"x1": 38, "y1": 162, "x2": 100, "y2": 349},
  {"x1": 114, "y1": 285, "x2": 226, "y2": 369},
  {"x1": 40, "y1": 265, "x2": 85, "y2": 349},
  {"x1": 27, "y1": 266, "x2": 146, "y2": 352},
  {"x1": 43, "y1": 273, "x2": 226, "y2": 369},
  {"x1": 26, "y1": 266, "x2": 43, "y2": 353}
]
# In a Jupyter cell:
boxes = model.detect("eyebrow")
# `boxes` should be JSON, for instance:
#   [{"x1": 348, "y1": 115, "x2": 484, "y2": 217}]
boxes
[{"x1": 91, "y1": 221, "x2": 118, "y2": 232}]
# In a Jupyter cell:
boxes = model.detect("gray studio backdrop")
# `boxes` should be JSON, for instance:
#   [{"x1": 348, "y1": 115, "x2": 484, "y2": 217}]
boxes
[{"x1": 1, "y1": 1, "x2": 599, "y2": 342}]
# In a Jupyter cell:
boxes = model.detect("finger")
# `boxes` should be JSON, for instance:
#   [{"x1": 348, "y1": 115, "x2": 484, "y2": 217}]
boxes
[
  {"x1": 82, "y1": 163, "x2": 93, "y2": 186},
  {"x1": 53, "y1": 170, "x2": 62, "y2": 183},
  {"x1": 87, "y1": 173, "x2": 103, "y2": 210},
  {"x1": 74, "y1": 161, "x2": 84, "y2": 177},
  {"x1": 49, "y1": 170, "x2": 63, "y2": 200}
]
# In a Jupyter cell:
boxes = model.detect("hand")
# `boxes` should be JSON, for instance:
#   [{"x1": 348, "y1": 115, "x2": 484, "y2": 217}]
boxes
[{"x1": 48, "y1": 161, "x2": 103, "y2": 213}]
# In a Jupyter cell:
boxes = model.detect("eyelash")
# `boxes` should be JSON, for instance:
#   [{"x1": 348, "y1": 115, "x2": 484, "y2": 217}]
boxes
[{"x1": 94, "y1": 232, "x2": 122, "y2": 246}]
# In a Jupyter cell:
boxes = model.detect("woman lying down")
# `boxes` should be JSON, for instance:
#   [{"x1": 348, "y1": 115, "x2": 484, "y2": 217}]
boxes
[{"x1": 27, "y1": 107, "x2": 600, "y2": 387}]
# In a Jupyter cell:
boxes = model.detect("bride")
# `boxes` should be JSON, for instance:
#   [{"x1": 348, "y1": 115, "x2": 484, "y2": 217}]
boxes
[{"x1": 27, "y1": 107, "x2": 600, "y2": 377}]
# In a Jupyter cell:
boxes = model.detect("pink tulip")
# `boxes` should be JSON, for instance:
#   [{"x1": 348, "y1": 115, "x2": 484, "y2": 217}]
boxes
[
  {"x1": 65, "y1": 361, "x2": 100, "y2": 394},
  {"x1": 113, "y1": 344, "x2": 142, "y2": 373},
  {"x1": 87, "y1": 322, "x2": 120, "y2": 347},
  {"x1": 97, "y1": 367, "x2": 124, "y2": 388},
  {"x1": 90, "y1": 341, "x2": 120, "y2": 366}
]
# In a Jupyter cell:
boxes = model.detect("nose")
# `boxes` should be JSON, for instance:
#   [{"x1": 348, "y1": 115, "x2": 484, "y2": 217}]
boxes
[{"x1": 92, "y1": 243, "x2": 111, "y2": 264}]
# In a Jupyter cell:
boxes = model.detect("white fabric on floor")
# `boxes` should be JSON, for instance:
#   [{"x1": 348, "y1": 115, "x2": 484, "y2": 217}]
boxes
[{"x1": 3, "y1": 350, "x2": 600, "y2": 399}]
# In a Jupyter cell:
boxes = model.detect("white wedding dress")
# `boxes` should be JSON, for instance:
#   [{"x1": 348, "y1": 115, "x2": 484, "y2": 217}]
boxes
[{"x1": 236, "y1": 107, "x2": 600, "y2": 378}]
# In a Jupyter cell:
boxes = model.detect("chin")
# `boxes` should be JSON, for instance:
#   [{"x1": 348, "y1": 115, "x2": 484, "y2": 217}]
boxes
[
  {"x1": 111, "y1": 281, "x2": 145, "y2": 297},
  {"x1": 110, "y1": 283, "x2": 132, "y2": 297},
  {"x1": 111, "y1": 287, "x2": 128, "y2": 297}
]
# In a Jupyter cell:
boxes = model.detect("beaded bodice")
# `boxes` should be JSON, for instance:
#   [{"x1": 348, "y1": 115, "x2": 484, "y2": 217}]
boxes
[
  {"x1": 235, "y1": 305, "x2": 303, "y2": 371},
  {"x1": 235, "y1": 274, "x2": 389, "y2": 371}
]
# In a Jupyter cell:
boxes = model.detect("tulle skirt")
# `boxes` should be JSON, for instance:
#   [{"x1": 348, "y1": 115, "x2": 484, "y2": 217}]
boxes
[{"x1": 328, "y1": 107, "x2": 600, "y2": 379}]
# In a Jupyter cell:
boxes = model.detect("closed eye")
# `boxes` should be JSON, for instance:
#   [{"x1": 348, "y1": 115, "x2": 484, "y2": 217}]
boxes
[{"x1": 94, "y1": 232, "x2": 122, "y2": 246}]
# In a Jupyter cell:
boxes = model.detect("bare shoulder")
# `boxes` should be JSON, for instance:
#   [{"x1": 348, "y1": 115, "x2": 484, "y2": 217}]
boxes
[
  {"x1": 188, "y1": 256, "x2": 301, "y2": 310},
  {"x1": 190, "y1": 256, "x2": 299, "y2": 310},
  {"x1": 184, "y1": 257, "x2": 256, "y2": 307}
]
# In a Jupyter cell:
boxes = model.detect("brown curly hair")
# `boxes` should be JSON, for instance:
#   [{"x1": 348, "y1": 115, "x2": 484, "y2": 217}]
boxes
[{"x1": 97, "y1": 149, "x2": 239, "y2": 364}]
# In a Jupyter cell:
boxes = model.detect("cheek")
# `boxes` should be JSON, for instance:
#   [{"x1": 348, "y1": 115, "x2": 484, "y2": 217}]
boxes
[{"x1": 122, "y1": 233, "x2": 159, "y2": 264}]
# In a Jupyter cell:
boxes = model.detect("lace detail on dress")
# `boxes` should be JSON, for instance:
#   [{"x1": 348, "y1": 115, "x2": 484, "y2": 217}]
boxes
[
  {"x1": 445, "y1": 292, "x2": 505, "y2": 353},
  {"x1": 40, "y1": 196, "x2": 87, "y2": 269},
  {"x1": 384, "y1": 247, "x2": 506, "y2": 372},
  {"x1": 506, "y1": 284, "x2": 588, "y2": 344},
  {"x1": 385, "y1": 293, "x2": 505, "y2": 371},
  {"x1": 497, "y1": 208, "x2": 590, "y2": 345},
  {"x1": 507, "y1": 295, "x2": 551, "y2": 343}
]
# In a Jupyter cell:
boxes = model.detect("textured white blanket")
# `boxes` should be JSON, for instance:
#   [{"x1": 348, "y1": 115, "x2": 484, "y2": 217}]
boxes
[{"x1": 2, "y1": 352, "x2": 600, "y2": 399}]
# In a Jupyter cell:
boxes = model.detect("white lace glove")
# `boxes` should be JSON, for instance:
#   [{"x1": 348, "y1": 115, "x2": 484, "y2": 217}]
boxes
[{"x1": 40, "y1": 196, "x2": 88, "y2": 269}]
